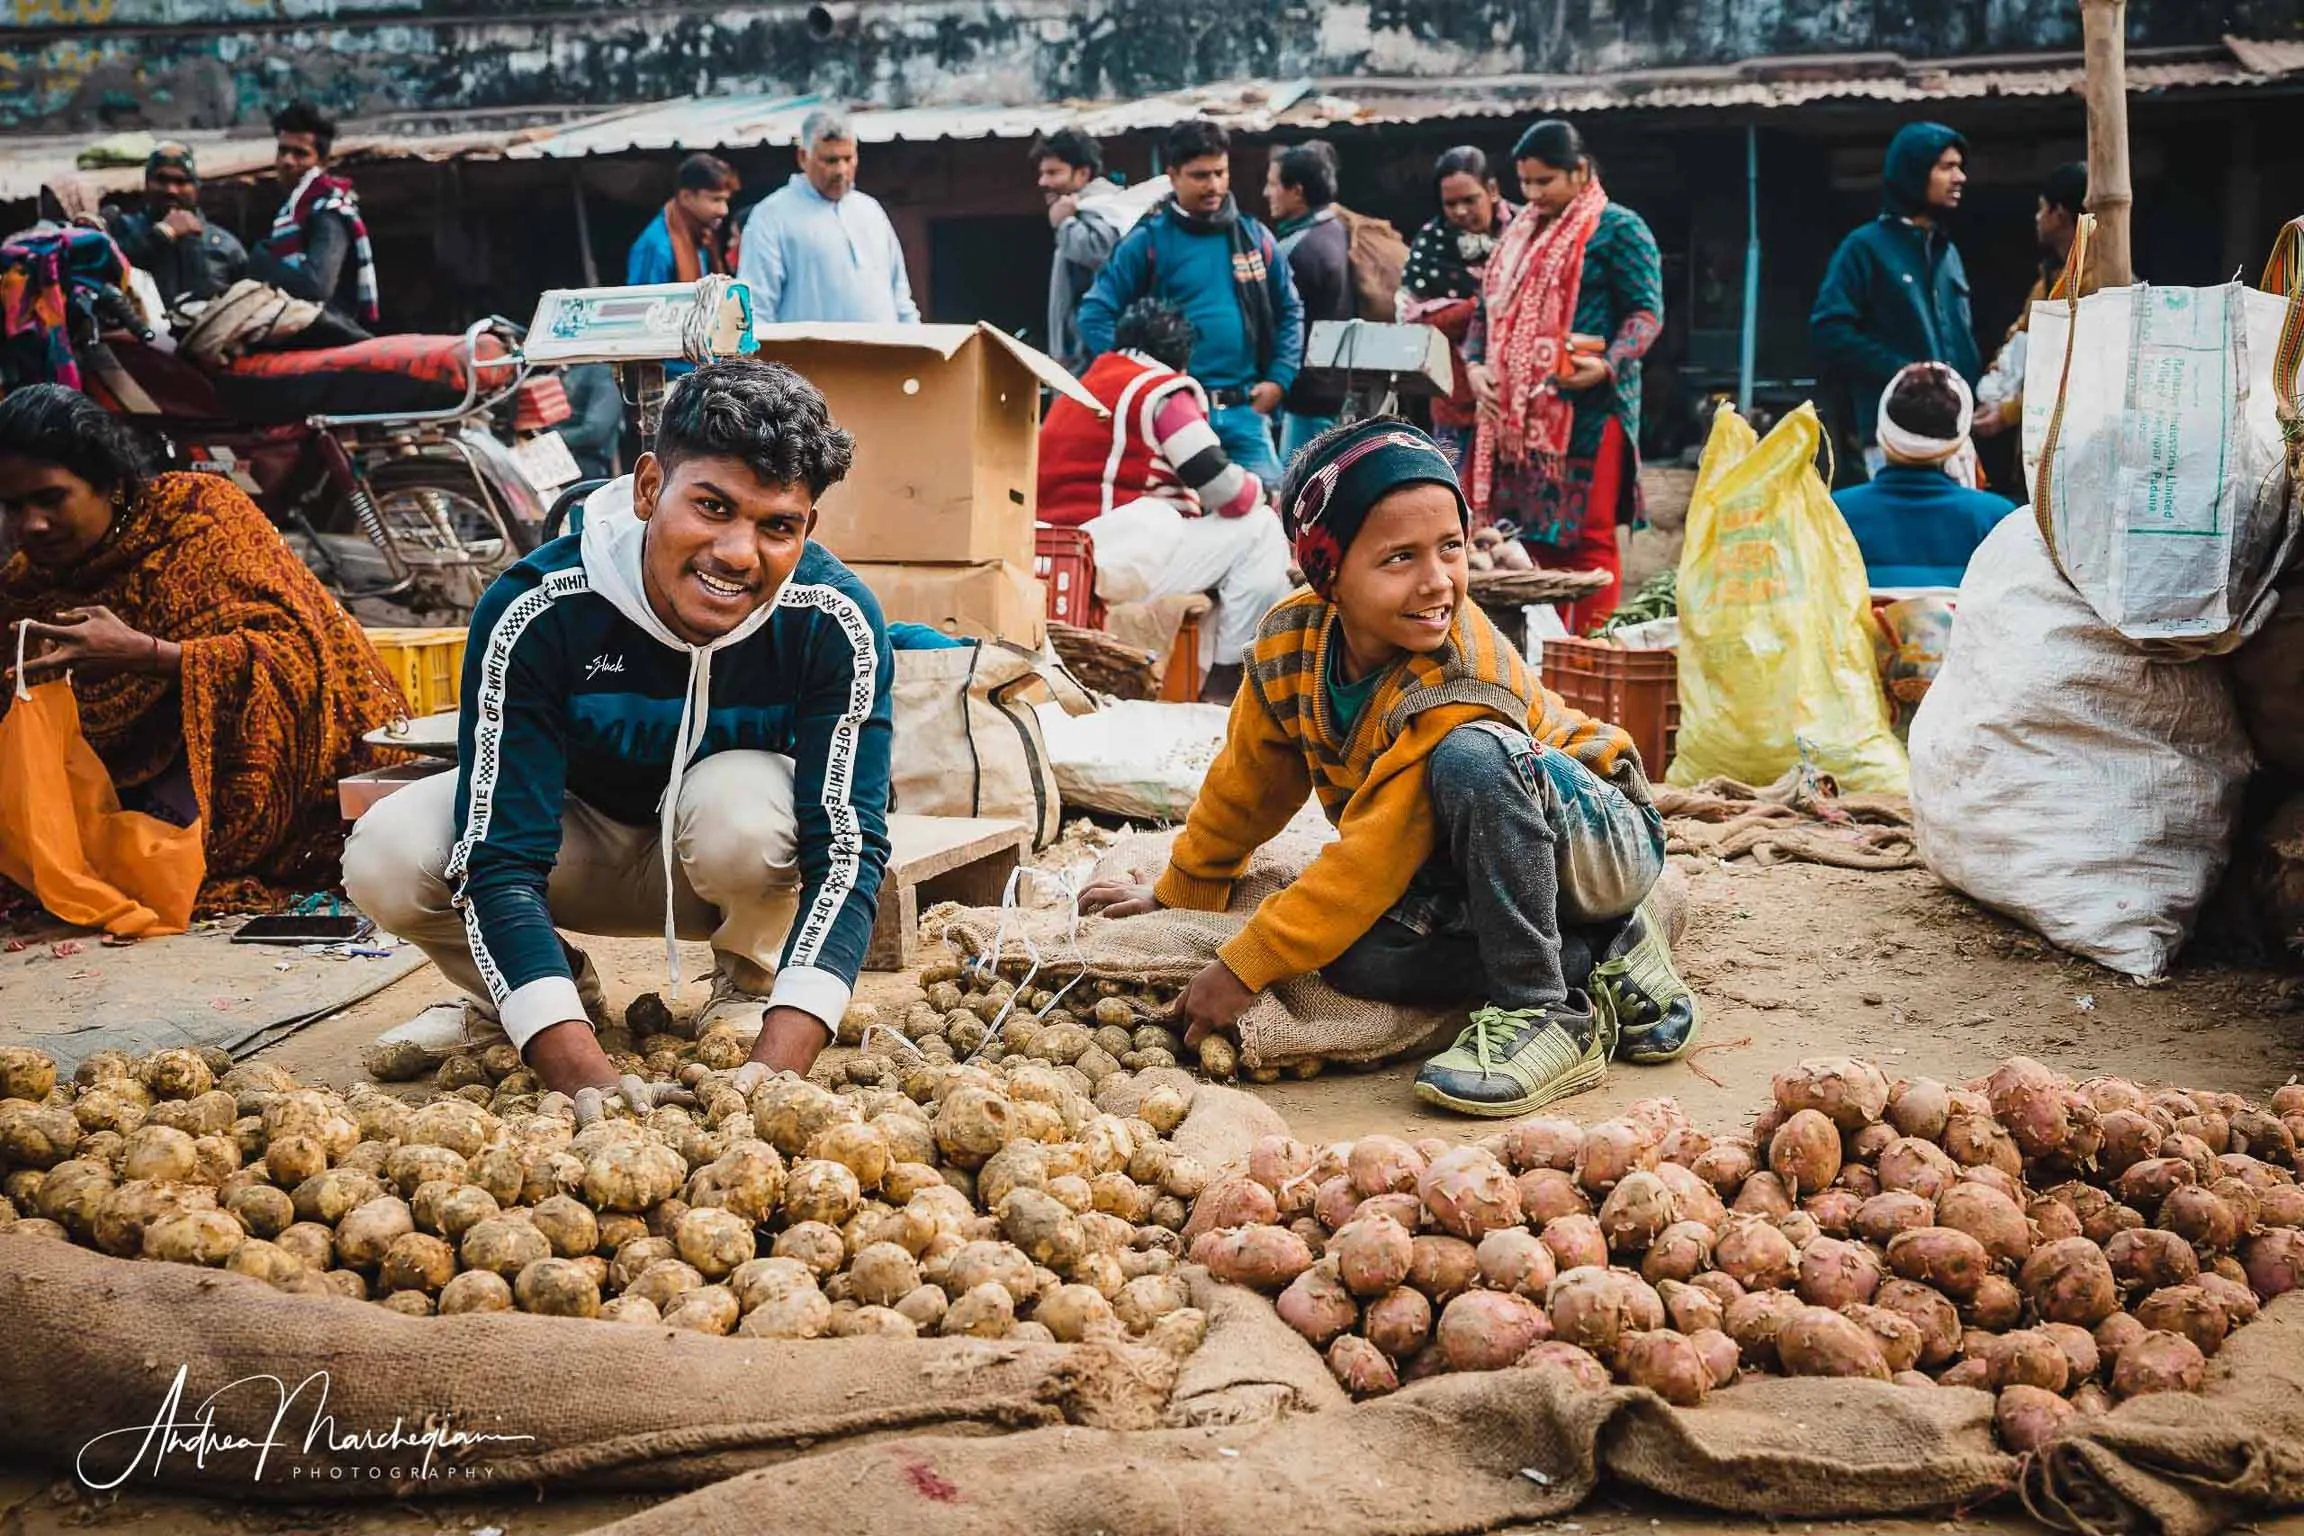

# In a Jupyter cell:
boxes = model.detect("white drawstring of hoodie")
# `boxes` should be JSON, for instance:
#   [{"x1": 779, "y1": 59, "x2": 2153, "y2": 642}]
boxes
[{"x1": 578, "y1": 482, "x2": 778, "y2": 992}]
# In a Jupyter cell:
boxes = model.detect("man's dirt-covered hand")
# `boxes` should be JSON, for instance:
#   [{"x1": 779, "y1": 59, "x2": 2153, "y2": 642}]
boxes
[
  {"x1": 1175, "y1": 957, "x2": 1255, "y2": 1046},
  {"x1": 1079, "y1": 881, "x2": 1159, "y2": 919},
  {"x1": 729, "y1": 1008, "x2": 832, "y2": 1096},
  {"x1": 571, "y1": 1074, "x2": 695, "y2": 1128}
]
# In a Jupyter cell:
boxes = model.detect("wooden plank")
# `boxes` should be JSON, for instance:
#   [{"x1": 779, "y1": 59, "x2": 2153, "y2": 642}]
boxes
[{"x1": 864, "y1": 815, "x2": 1031, "y2": 972}]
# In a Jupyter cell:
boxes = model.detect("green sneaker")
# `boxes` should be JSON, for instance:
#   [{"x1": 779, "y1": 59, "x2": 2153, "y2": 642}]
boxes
[
  {"x1": 1590, "y1": 901, "x2": 1700, "y2": 1064},
  {"x1": 1412, "y1": 995, "x2": 1609, "y2": 1117}
]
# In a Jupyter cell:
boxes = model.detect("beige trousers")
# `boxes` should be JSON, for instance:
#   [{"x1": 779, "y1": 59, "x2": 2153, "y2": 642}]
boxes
[{"x1": 341, "y1": 750, "x2": 802, "y2": 1012}]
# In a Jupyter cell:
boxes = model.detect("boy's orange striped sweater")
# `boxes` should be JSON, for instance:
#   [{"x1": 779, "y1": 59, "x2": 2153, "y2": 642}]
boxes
[{"x1": 1154, "y1": 590, "x2": 1652, "y2": 992}]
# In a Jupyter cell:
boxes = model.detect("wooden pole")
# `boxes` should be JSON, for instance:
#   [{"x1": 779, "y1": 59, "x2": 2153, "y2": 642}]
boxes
[
  {"x1": 2079, "y1": 0, "x2": 2133, "y2": 287},
  {"x1": 570, "y1": 170, "x2": 601, "y2": 289}
]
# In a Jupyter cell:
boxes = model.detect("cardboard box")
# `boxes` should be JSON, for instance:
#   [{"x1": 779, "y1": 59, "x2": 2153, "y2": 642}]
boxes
[
  {"x1": 851, "y1": 560, "x2": 1047, "y2": 647},
  {"x1": 749, "y1": 322, "x2": 1099, "y2": 570}
]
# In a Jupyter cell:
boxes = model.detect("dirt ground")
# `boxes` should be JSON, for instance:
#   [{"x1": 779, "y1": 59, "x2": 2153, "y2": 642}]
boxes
[{"x1": 9, "y1": 848, "x2": 2304, "y2": 1536}]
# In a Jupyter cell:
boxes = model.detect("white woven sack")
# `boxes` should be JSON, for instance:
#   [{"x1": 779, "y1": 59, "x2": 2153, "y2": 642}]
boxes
[{"x1": 1909, "y1": 515, "x2": 2254, "y2": 978}]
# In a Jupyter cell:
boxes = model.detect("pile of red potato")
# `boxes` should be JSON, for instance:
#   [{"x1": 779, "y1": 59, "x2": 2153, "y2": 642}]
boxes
[{"x1": 1181, "y1": 1057, "x2": 2304, "y2": 1451}]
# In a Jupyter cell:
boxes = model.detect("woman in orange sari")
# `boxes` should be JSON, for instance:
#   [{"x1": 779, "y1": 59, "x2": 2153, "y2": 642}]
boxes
[{"x1": 0, "y1": 385, "x2": 406, "y2": 906}]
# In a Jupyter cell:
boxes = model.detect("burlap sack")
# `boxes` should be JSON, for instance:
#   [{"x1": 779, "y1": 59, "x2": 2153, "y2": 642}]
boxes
[
  {"x1": 2024, "y1": 1292, "x2": 2304, "y2": 1536},
  {"x1": 1094, "y1": 1070, "x2": 1288, "y2": 1179},
  {"x1": 1163, "y1": 1270, "x2": 1350, "y2": 1429},
  {"x1": 936, "y1": 830, "x2": 1691, "y2": 1069},
  {"x1": 578, "y1": 1363, "x2": 2016, "y2": 1536},
  {"x1": 579, "y1": 1291, "x2": 2304, "y2": 1536}
]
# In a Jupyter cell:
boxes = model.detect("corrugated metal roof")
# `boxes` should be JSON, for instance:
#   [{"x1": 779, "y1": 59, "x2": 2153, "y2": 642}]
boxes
[
  {"x1": 1316, "y1": 53, "x2": 2293, "y2": 123},
  {"x1": 0, "y1": 125, "x2": 539, "y2": 203},
  {"x1": 506, "y1": 81, "x2": 1329, "y2": 159},
  {"x1": 493, "y1": 44, "x2": 2300, "y2": 160},
  {"x1": 5, "y1": 41, "x2": 2298, "y2": 201},
  {"x1": 2224, "y1": 33, "x2": 2304, "y2": 75}
]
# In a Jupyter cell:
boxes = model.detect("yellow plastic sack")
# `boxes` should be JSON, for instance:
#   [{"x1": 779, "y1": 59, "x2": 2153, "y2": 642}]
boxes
[{"x1": 1667, "y1": 404, "x2": 1909, "y2": 793}]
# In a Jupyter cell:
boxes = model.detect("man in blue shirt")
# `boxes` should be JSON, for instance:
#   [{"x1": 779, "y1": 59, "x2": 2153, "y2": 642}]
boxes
[
  {"x1": 344, "y1": 360, "x2": 893, "y2": 1118},
  {"x1": 628, "y1": 153, "x2": 738, "y2": 287},
  {"x1": 1832, "y1": 361, "x2": 2013, "y2": 589},
  {"x1": 738, "y1": 108, "x2": 920, "y2": 326},
  {"x1": 1077, "y1": 117, "x2": 1302, "y2": 487}
]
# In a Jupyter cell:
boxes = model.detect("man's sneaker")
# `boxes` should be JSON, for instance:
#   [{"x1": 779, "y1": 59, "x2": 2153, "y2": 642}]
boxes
[
  {"x1": 1590, "y1": 901, "x2": 1700, "y2": 1064},
  {"x1": 363, "y1": 949, "x2": 609, "y2": 1076},
  {"x1": 694, "y1": 964, "x2": 772, "y2": 1039},
  {"x1": 1412, "y1": 994, "x2": 1609, "y2": 1117},
  {"x1": 363, "y1": 1001, "x2": 509, "y2": 1077}
]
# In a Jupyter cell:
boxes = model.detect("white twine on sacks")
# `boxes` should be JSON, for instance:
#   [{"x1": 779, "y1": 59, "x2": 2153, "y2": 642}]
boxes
[{"x1": 952, "y1": 862, "x2": 1098, "y2": 1066}]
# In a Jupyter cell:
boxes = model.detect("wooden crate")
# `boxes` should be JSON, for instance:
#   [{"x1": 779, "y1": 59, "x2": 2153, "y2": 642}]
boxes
[{"x1": 864, "y1": 814, "x2": 1033, "y2": 971}]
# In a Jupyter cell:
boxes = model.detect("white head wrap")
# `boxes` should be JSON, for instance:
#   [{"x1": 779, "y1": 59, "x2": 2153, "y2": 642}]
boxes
[{"x1": 1877, "y1": 363, "x2": 1981, "y2": 486}]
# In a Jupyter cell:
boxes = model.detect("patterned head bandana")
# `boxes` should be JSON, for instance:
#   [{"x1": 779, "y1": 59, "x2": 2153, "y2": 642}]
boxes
[
  {"x1": 1282, "y1": 417, "x2": 1470, "y2": 598},
  {"x1": 145, "y1": 142, "x2": 198, "y2": 181}
]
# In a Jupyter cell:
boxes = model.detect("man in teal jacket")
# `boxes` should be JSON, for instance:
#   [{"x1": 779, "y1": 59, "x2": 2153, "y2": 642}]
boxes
[{"x1": 1810, "y1": 123, "x2": 1984, "y2": 478}]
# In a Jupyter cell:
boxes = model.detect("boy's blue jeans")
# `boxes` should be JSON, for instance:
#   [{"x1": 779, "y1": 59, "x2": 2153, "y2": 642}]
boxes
[{"x1": 1321, "y1": 721, "x2": 1664, "y2": 1011}]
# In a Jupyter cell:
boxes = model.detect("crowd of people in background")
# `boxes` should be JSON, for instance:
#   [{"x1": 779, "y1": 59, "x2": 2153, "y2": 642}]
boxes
[
  {"x1": 1031, "y1": 111, "x2": 2092, "y2": 638},
  {"x1": 1032, "y1": 116, "x2": 1663, "y2": 645},
  {"x1": 15, "y1": 97, "x2": 2110, "y2": 634}
]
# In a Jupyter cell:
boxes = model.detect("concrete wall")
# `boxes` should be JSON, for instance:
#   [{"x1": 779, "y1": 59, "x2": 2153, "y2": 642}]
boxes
[{"x1": 10, "y1": 0, "x2": 2301, "y2": 130}]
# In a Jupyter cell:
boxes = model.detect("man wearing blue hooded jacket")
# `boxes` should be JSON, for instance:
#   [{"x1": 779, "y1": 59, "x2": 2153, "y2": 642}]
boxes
[{"x1": 1810, "y1": 123, "x2": 1985, "y2": 478}]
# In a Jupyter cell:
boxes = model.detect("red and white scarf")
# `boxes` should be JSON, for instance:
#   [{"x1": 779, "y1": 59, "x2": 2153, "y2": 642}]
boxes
[
  {"x1": 266, "y1": 167, "x2": 379, "y2": 324},
  {"x1": 1470, "y1": 177, "x2": 1607, "y2": 513}
]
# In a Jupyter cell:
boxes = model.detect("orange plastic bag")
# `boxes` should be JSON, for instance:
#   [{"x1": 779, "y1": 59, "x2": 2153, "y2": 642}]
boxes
[{"x1": 0, "y1": 649, "x2": 204, "y2": 937}]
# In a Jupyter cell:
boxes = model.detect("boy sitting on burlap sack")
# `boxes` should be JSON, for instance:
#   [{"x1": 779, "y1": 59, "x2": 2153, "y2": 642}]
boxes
[{"x1": 1081, "y1": 417, "x2": 1697, "y2": 1114}]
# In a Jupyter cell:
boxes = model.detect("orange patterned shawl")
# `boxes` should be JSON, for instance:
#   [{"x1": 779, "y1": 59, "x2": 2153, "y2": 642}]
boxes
[{"x1": 0, "y1": 472, "x2": 407, "y2": 901}]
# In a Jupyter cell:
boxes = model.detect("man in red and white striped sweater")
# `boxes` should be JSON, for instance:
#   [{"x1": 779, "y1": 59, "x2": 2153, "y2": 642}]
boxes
[{"x1": 1038, "y1": 299, "x2": 1295, "y2": 700}]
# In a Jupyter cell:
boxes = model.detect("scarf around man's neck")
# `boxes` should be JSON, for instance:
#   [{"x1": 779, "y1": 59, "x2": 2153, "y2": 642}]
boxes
[
  {"x1": 1163, "y1": 192, "x2": 1274, "y2": 379},
  {"x1": 1276, "y1": 206, "x2": 1334, "y2": 241},
  {"x1": 661, "y1": 200, "x2": 726, "y2": 283},
  {"x1": 267, "y1": 166, "x2": 379, "y2": 324}
]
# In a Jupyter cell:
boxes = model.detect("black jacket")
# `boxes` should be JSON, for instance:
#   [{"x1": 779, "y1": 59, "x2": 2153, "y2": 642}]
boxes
[
  {"x1": 1280, "y1": 210, "x2": 1353, "y2": 416},
  {"x1": 108, "y1": 206, "x2": 247, "y2": 309},
  {"x1": 1809, "y1": 122, "x2": 1984, "y2": 446}
]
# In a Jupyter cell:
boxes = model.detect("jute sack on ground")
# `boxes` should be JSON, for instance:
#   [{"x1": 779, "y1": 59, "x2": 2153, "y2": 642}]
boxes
[
  {"x1": 935, "y1": 829, "x2": 1690, "y2": 1069},
  {"x1": 582, "y1": 1292, "x2": 2304, "y2": 1536},
  {"x1": 579, "y1": 1349, "x2": 2019, "y2": 1536},
  {"x1": 1165, "y1": 1270, "x2": 1350, "y2": 1428},
  {"x1": 2024, "y1": 1292, "x2": 2304, "y2": 1536},
  {"x1": 0, "y1": 1085, "x2": 1272, "y2": 1501}
]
